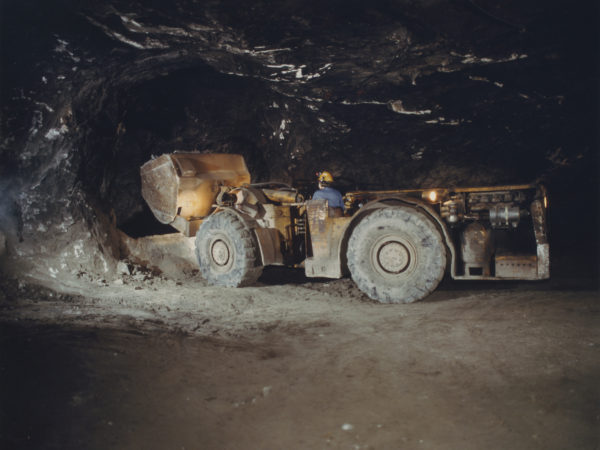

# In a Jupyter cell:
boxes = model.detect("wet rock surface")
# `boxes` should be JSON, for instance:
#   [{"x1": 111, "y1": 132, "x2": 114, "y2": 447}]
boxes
[{"x1": 0, "y1": 0, "x2": 598, "y2": 281}]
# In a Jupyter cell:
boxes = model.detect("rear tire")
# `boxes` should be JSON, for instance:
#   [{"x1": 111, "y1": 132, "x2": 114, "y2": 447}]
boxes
[
  {"x1": 347, "y1": 206, "x2": 446, "y2": 303},
  {"x1": 195, "y1": 210, "x2": 263, "y2": 287}
]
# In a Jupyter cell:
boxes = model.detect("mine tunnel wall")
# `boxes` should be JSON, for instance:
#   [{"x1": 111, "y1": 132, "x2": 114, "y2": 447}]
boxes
[{"x1": 0, "y1": 0, "x2": 597, "y2": 283}]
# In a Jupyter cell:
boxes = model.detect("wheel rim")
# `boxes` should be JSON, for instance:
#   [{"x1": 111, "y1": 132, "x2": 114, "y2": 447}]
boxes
[
  {"x1": 377, "y1": 240, "x2": 411, "y2": 274},
  {"x1": 370, "y1": 234, "x2": 416, "y2": 277},
  {"x1": 211, "y1": 239, "x2": 231, "y2": 267}
]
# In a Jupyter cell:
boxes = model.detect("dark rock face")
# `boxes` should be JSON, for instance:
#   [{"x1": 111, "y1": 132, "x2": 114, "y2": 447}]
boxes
[{"x1": 0, "y1": 0, "x2": 597, "y2": 280}]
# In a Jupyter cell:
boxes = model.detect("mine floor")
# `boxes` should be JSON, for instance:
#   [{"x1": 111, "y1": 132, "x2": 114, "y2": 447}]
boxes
[{"x1": 1, "y1": 271, "x2": 598, "y2": 449}]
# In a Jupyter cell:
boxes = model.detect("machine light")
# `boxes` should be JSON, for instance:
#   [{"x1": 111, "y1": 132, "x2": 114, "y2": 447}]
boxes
[{"x1": 428, "y1": 190, "x2": 437, "y2": 202}]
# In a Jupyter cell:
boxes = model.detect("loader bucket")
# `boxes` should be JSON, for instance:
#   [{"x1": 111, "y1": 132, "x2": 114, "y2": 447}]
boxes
[{"x1": 140, "y1": 153, "x2": 250, "y2": 227}]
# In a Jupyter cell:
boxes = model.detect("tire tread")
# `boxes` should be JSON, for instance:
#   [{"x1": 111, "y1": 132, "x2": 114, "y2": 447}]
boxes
[
  {"x1": 195, "y1": 210, "x2": 263, "y2": 287},
  {"x1": 347, "y1": 206, "x2": 446, "y2": 303}
]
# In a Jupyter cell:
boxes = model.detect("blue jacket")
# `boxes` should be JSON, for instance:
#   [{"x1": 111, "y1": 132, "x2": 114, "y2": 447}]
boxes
[{"x1": 313, "y1": 187, "x2": 344, "y2": 209}]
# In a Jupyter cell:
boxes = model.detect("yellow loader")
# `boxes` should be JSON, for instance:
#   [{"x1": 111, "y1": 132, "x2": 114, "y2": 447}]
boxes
[{"x1": 141, "y1": 153, "x2": 549, "y2": 303}]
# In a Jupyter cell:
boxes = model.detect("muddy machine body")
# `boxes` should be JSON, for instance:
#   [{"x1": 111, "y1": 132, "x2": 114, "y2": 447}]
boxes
[{"x1": 141, "y1": 153, "x2": 549, "y2": 303}]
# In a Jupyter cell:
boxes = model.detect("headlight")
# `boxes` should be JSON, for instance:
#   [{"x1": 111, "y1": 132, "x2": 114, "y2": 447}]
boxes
[{"x1": 423, "y1": 190, "x2": 438, "y2": 202}]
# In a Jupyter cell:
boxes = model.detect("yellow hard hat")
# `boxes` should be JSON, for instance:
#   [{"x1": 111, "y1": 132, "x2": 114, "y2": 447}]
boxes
[{"x1": 317, "y1": 171, "x2": 334, "y2": 183}]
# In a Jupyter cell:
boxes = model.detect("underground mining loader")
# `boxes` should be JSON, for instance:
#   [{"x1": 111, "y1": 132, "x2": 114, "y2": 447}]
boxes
[{"x1": 141, "y1": 153, "x2": 550, "y2": 303}]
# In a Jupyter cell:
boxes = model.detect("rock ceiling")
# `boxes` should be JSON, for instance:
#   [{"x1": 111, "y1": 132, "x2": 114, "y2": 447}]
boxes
[{"x1": 0, "y1": 0, "x2": 597, "y2": 278}]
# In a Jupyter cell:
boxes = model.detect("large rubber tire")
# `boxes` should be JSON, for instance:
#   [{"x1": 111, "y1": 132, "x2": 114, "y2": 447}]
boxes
[
  {"x1": 195, "y1": 211, "x2": 263, "y2": 287},
  {"x1": 347, "y1": 206, "x2": 446, "y2": 303}
]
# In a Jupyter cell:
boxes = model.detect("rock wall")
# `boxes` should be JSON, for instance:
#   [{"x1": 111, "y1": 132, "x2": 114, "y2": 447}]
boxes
[{"x1": 0, "y1": 0, "x2": 597, "y2": 281}]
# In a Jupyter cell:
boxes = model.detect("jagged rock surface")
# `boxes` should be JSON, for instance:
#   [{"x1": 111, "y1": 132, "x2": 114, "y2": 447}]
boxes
[{"x1": 0, "y1": 0, "x2": 597, "y2": 281}]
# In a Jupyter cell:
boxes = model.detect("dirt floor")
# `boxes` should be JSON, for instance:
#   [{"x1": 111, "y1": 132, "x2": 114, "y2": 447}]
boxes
[{"x1": 0, "y1": 267, "x2": 599, "y2": 450}]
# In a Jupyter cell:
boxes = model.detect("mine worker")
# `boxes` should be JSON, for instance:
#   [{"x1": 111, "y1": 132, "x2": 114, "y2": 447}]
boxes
[{"x1": 313, "y1": 170, "x2": 344, "y2": 215}]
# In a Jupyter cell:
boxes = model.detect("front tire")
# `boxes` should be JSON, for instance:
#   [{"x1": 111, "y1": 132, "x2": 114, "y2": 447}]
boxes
[
  {"x1": 347, "y1": 206, "x2": 446, "y2": 303},
  {"x1": 195, "y1": 210, "x2": 263, "y2": 287}
]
